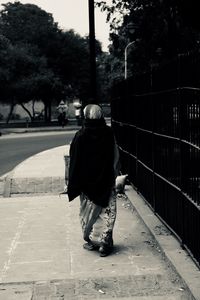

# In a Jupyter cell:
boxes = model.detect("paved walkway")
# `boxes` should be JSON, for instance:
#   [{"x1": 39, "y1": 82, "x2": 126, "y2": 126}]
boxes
[
  {"x1": 0, "y1": 194, "x2": 191, "y2": 300},
  {"x1": 0, "y1": 138, "x2": 199, "y2": 299}
]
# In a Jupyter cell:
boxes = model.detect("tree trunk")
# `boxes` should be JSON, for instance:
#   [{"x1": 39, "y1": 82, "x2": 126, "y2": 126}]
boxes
[
  {"x1": 20, "y1": 103, "x2": 33, "y2": 121},
  {"x1": 44, "y1": 100, "x2": 51, "y2": 122},
  {"x1": 31, "y1": 99, "x2": 36, "y2": 119},
  {"x1": 48, "y1": 101, "x2": 52, "y2": 122},
  {"x1": 44, "y1": 102, "x2": 48, "y2": 122},
  {"x1": 6, "y1": 102, "x2": 15, "y2": 124}
]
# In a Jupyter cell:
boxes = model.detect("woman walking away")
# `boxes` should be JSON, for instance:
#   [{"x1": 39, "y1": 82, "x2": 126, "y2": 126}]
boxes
[{"x1": 67, "y1": 104, "x2": 120, "y2": 257}]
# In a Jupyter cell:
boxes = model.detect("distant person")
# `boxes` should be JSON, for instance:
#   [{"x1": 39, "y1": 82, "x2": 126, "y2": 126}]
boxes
[
  {"x1": 67, "y1": 104, "x2": 120, "y2": 257},
  {"x1": 57, "y1": 100, "x2": 68, "y2": 127},
  {"x1": 58, "y1": 111, "x2": 66, "y2": 128}
]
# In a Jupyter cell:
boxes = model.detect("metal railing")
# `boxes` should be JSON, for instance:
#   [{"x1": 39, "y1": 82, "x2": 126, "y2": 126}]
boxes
[{"x1": 111, "y1": 52, "x2": 200, "y2": 267}]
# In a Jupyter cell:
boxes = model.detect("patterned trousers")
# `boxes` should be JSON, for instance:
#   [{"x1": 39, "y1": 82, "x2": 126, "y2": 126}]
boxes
[{"x1": 79, "y1": 190, "x2": 117, "y2": 247}]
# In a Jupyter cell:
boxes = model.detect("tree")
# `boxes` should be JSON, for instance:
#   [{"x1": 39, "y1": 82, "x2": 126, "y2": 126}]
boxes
[
  {"x1": 54, "y1": 30, "x2": 91, "y2": 102},
  {"x1": 0, "y1": 38, "x2": 62, "y2": 122},
  {"x1": 55, "y1": 31, "x2": 105, "y2": 103},
  {"x1": 0, "y1": 2, "x2": 60, "y2": 49},
  {"x1": 96, "y1": 0, "x2": 200, "y2": 77},
  {"x1": 0, "y1": 2, "x2": 63, "y2": 121},
  {"x1": 0, "y1": 34, "x2": 12, "y2": 94},
  {"x1": 96, "y1": 1, "x2": 200, "y2": 30},
  {"x1": 96, "y1": 52, "x2": 124, "y2": 101},
  {"x1": 0, "y1": 2, "x2": 95, "y2": 121}
]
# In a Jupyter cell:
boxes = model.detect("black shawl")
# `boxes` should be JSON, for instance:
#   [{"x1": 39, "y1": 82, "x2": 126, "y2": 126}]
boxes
[{"x1": 67, "y1": 118, "x2": 115, "y2": 207}]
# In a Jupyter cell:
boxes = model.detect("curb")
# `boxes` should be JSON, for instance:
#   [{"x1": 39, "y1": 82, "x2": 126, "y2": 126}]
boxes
[
  {"x1": 0, "y1": 175, "x2": 66, "y2": 197},
  {"x1": 0, "y1": 172, "x2": 12, "y2": 197},
  {"x1": 125, "y1": 185, "x2": 200, "y2": 300},
  {"x1": 9, "y1": 176, "x2": 66, "y2": 196},
  {"x1": 0, "y1": 125, "x2": 80, "y2": 136}
]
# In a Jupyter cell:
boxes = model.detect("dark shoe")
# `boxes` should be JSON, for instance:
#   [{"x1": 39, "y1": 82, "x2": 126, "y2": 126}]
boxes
[
  {"x1": 99, "y1": 245, "x2": 113, "y2": 257},
  {"x1": 83, "y1": 241, "x2": 98, "y2": 251}
]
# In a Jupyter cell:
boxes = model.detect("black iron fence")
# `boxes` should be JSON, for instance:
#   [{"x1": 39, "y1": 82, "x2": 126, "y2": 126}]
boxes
[{"x1": 111, "y1": 52, "x2": 200, "y2": 267}]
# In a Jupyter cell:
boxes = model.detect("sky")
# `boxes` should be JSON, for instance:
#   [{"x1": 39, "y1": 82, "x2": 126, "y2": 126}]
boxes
[{"x1": 0, "y1": 0, "x2": 110, "y2": 51}]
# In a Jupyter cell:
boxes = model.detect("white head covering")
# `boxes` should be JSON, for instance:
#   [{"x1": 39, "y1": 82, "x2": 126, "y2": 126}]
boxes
[{"x1": 83, "y1": 104, "x2": 103, "y2": 119}]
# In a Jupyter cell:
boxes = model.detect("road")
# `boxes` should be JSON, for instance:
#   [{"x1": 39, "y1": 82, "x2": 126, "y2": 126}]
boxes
[{"x1": 0, "y1": 131, "x2": 75, "y2": 176}]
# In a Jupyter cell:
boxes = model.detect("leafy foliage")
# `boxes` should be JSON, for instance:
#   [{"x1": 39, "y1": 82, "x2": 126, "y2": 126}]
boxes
[
  {"x1": 0, "y1": 2, "x2": 96, "y2": 121},
  {"x1": 96, "y1": 0, "x2": 200, "y2": 79}
]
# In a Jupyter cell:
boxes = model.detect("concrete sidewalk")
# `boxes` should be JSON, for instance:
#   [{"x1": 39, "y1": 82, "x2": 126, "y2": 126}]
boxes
[{"x1": 0, "y1": 145, "x2": 199, "y2": 299}]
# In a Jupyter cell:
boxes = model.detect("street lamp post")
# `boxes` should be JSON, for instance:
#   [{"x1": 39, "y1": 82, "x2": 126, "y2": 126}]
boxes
[
  {"x1": 88, "y1": 0, "x2": 97, "y2": 103},
  {"x1": 124, "y1": 41, "x2": 135, "y2": 79},
  {"x1": 124, "y1": 21, "x2": 138, "y2": 80}
]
